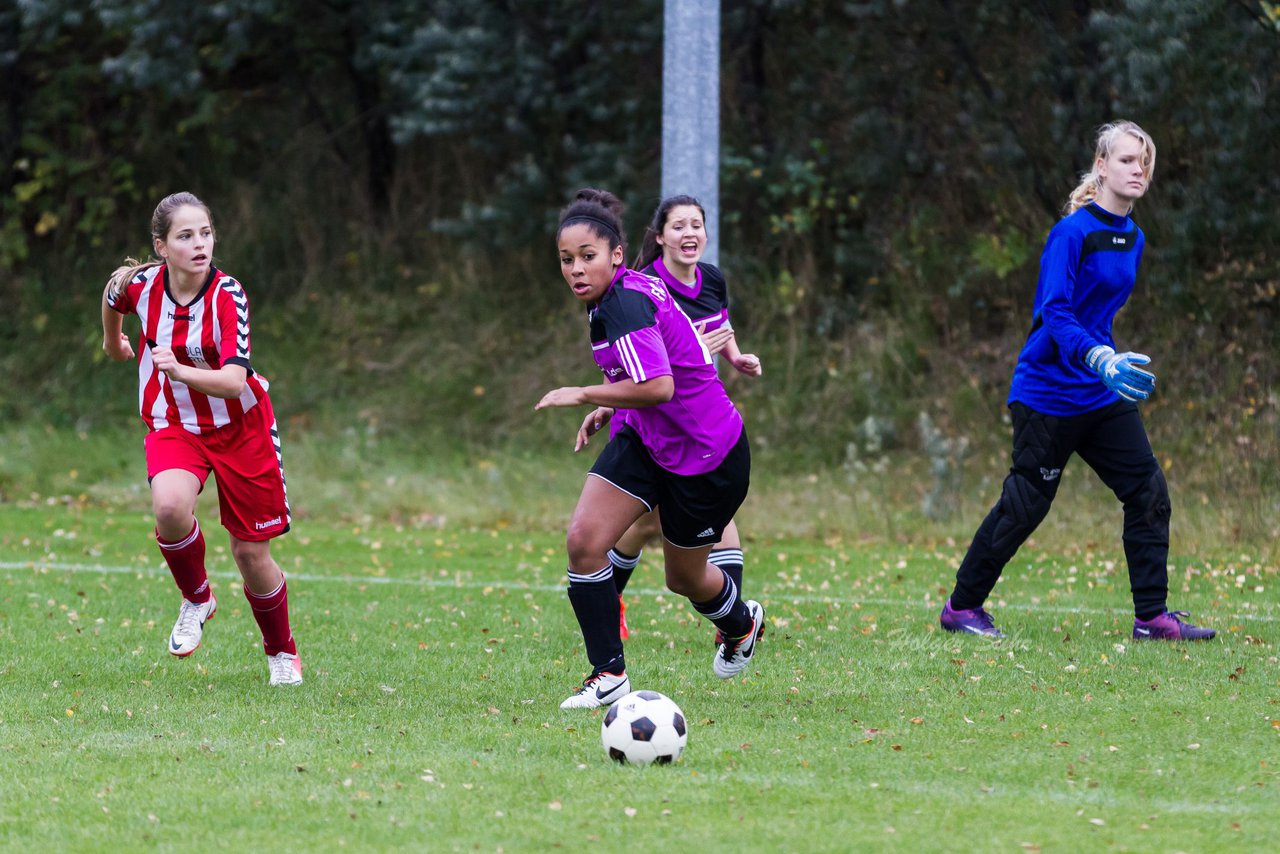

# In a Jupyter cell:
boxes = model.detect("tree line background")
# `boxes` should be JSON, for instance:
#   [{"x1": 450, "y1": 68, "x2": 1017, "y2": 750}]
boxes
[{"x1": 2, "y1": 1, "x2": 1277, "y2": 489}]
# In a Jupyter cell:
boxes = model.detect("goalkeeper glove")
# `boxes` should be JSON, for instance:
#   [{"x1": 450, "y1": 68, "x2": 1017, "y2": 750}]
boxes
[{"x1": 1085, "y1": 345, "x2": 1156, "y2": 402}]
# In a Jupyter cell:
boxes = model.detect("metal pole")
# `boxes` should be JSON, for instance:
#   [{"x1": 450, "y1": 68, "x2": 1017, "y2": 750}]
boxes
[{"x1": 662, "y1": 0, "x2": 720, "y2": 265}]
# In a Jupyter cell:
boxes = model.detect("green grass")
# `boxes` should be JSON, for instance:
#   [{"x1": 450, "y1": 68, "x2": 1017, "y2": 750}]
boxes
[{"x1": 1, "y1": 497, "x2": 1276, "y2": 852}]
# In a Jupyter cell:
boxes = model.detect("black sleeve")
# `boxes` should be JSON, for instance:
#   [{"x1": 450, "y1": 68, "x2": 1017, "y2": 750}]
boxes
[
  {"x1": 699, "y1": 262, "x2": 729, "y2": 311},
  {"x1": 600, "y1": 287, "x2": 659, "y2": 344}
]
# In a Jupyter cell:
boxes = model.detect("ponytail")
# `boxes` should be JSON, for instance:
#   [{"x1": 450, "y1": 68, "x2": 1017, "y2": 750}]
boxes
[{"x1": 106, "y1": 257, "x2": 160, "y2": 301}]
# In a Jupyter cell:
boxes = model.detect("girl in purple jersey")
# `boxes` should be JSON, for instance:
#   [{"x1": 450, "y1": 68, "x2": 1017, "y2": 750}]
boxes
[
  {"x1": 536, "y1": 188, "x2": 765, "y2": 709},
  {"x1": 583, "y1": 195, "x2": 762, "y2": 646}
]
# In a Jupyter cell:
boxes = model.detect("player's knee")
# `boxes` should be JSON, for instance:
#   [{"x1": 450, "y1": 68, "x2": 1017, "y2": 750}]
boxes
[
  {"x1": 1139, "y1": 468, "x2": 1171, "y2": 529},
  {"x1": 230, "y1": 537, "x2": 272, "y2": 575},
  {"x1": 991, "y1": 471, "x2": 1053, "y2": 552},
  {"x1": 565, "y1": 523, "x2": 608, "y2": 573},
  {"x1": 1002, "y1": 472, "x2": 1053, "y2": 526},
  {"x1": 152, "y1": 498, "x2": 192, "y2": 534},
  {"x1": 663, "y1": 568, "x2": 697, "y2": 598}
]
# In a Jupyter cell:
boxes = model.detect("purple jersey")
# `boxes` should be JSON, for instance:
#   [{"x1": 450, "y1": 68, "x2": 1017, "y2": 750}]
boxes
[
  {"x1": 644, "y1": 258, "x2": 731, "y2": 333},
  {"x1": 590, "y1": 268, "x2": 743, "y2": 475}
]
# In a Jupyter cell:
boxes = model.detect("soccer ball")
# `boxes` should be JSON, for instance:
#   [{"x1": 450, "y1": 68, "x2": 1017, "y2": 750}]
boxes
[{"x1": 600, "y1": 690, "x2": 687, "y2": 765}]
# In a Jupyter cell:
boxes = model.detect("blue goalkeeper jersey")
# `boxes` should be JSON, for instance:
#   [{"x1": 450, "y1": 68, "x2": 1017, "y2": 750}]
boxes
[{"x1": 1008, "y1": 202, "x2": 1145, "y2": 415}]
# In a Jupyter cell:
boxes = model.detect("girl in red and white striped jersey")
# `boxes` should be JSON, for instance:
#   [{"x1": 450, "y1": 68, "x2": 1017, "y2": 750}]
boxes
[{"x1": 101, "y1": 192, "x2": 303, "y2": 686}]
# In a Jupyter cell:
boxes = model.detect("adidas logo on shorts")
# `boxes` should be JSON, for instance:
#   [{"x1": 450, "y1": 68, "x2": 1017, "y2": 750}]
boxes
[{"x1": 696, "y1": 527, "x2": 715, "y2": 538}]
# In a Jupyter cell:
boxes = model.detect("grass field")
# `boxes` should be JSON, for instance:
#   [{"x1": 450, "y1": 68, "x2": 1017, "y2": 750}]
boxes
[{"x1": 1, "y1": 495, "x2": 1276, "y2": 852}]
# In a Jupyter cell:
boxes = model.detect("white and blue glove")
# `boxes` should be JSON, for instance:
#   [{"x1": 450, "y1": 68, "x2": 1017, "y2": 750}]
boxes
[{"x1": 1085, "y1": 345, "x2": 1156, "y2": 402}]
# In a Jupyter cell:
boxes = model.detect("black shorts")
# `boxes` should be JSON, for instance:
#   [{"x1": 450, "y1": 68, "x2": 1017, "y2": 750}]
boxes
[{"x1": 589, "y1": 424, "x2": 750, "y2": 549}]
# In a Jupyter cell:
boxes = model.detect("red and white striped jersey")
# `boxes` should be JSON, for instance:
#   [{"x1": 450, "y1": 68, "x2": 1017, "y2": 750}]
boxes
[{"x1": 107, "y1": 264, "x2": 270, "y2": 434}]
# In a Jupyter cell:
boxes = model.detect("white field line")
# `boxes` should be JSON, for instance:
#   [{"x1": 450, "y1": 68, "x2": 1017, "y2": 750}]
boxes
[
  {"x1": 2, "y1": 558, "x2": 1276, "y2": 623},
  {"x1": 847, "y1": 779, "x2": 1268, "y2": 817}
]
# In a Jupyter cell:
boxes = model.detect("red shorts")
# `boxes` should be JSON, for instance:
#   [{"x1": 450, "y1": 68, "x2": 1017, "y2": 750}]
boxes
[{"x1": 145, "y1": 395, "x2": 291, "y2": 542}]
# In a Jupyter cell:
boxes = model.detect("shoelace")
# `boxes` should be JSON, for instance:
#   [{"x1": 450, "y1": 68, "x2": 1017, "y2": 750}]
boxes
[
  {"x1": 574, "y1": 673, "x2": 605, "y2": 694},
  {"x1": 973, "y1": 609, "x2": 997, "y2": 631},
  {"x1": 174, "y1": 601, "x2": 204, "y2": 638},
  {"x1": 720, "y1": 622, "x2": 754, "y2": 662},
  {"x1": 269, "y1": 655, "x2": 298, "y2": 681}
]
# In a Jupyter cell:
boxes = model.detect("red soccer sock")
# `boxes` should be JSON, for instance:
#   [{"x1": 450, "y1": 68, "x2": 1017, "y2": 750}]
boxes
[
  {"x1": 157, "y1": 520, "x2": 210, "y2": 603},
  {"x1": 244, "y1": 577, "x2": 297, "y2": 656}
]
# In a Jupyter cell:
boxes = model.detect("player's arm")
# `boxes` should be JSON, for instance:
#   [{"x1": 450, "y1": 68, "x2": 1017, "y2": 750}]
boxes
[
  {"x1": 101, "y1": 277, "x2": 136, "y2": 361},
  {"x1": 536, "y1": 376, "x2": 674, "y2": 412},
  {"x1": 150, "y1": 347, "x2": 249, "y2": 399},
  {"x1": 160, "y1": 278, "x2": 252, "y2": 399},
  {"x1": 540, "y1": 287, "x2": 674, "y2": 415},
  {"x1": 574, "y1": 406, "x2": 615, "y2": 453},
  {"x1": 1037, "y1": 226, "x2": 1098, "y2": 364},
  {"x1": 703, "y1": 268, "x2": 762, "y2": 375},
  {"x1": 101, "y1": 287, "x2": 135, "y2": 362},
  {"x1": 697, "y1": 320, "x2": 735, "y2": 355},
  {"x1": 720, "y1": 332, "x2": 762, "y2": 377}
]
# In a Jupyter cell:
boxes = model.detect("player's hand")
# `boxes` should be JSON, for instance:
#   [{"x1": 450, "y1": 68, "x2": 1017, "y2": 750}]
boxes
[
  {"x1": 150, "y1": 344, "x2": 183, "y2": 379},
  {"x1": 103, "y1": 332, "x2": 135, "y2": 362},
  {"x1": 731, "y1": 352, "x2": 762, "y2": 376},
  {"x1": 697, "y1": 321, "x2": 734, "y2": 355},
  {"x1": 575, "y1": 407, "x2": 614, "y2": 452},
  {"x1": 1086, "y1": 345, "x2": 1156, "y2": 402},
  {"x1": 535, "y1": 386, "x2": 587, "y2": 411}
]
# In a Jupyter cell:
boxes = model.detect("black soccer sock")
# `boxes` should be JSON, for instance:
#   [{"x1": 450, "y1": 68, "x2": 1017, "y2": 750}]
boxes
[
  {"x1": 708, "y1": 548, "x2": 744, "y2": 596},
  {"x1": 609, "y1": 548, "x2": 642, "y2": 595},
  {"x1": 567, "y1": 565, "x2": 625, "y2": 672},
  {"x1": 690, "y1": 569, "x2": 752, "y2": 639}
]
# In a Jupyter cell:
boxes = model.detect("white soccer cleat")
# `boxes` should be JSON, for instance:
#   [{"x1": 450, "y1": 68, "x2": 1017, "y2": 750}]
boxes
[
  {"x1": 267, "y1": 652, "x2": 303, "y2": 686},
  {"x1": 560, "y1": 670, "x2": 630, "y2": 709},
  {"x1": 168, "y1": 595, "x2": 217, "y2": 657},
  {"x1": 713, "y1": 600, "x2": 765, "y2": 679}
]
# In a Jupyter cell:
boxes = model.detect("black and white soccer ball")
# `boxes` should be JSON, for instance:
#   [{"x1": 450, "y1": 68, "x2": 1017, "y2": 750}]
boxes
[{"x1": 601, "y1": 690, "x2": 687, "y2": 765}]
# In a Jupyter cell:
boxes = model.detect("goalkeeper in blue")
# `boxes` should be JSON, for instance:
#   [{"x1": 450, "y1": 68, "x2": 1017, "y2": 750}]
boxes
[{"x1": 940, "y1": 120, "x2": 1215, "y2": 642}]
